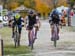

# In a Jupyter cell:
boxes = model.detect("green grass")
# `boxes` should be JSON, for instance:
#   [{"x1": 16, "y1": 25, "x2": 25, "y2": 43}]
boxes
[
  {"x1": 70, "y1": 26, "x2": 75, "y2": 32},
  {"x1": 0, "y1": 27, "x2": 12, "y2": 38},
  {"x1": 0, "y1": 27, "x2": 32, "y2": 55},
  {"x1": 4, "y1": 45, "x2": 32, "y2": 55},
  {"x1": 61, "y1": 26, "x2": 75, "y2": 32},
  {"x1": 0, "y1": 27, "x2": 12, "y2": 44}
]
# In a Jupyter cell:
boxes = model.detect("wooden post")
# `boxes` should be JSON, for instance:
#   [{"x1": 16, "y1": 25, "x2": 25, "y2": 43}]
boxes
[
  {"x1": 0, "y1": 36, "x2": 3, "y2": 56},
  {"x1": 0, "y1": 39, "x2": 2, "y2": 56}
]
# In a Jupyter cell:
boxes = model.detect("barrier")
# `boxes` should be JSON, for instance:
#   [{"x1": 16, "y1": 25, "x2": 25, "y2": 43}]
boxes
[{"x1": 0, "y1": 36, "x2": 3, "y2": 56}]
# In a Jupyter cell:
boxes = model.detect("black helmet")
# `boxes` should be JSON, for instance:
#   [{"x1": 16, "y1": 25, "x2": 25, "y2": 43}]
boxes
[{"x1": 29, "y1": 11, "x2": 34, "y2": 14}]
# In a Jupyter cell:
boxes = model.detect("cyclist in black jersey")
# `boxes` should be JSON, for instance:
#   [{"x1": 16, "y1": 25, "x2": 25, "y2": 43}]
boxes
[{"x1": 25, "y1": 11, "x2": 41, "y2": 46}]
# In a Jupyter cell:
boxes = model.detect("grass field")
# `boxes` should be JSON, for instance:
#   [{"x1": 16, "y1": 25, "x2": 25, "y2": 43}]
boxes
[
  {"x1": 0, "y1": 27, "x2": 12, "y2": 38},
  {"x1": 4, "y1": 45, "x2": 31, "y2": 56},
  {"x1": 0, "y1": 27, "x2": 32, "y2": 56}
]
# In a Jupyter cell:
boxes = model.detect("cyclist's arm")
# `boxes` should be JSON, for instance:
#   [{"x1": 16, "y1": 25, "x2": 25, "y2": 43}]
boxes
[
  {"x1": 58, "y1": 15, "x2": 62, "y2": 28},
  {"x1": 36, "y1": 16, "x2": 41, "y2": 28},
  {"x1": 8, "y1": 17, "x2": 14, "y2": 26},
  {"x1": 49, "y1": 14, "x2": 53, "y2": 25},
  {"x1": 49, "y1": 17, "x2": 52, "y2": 23},
  {"x1": 24, "y1": 16, "x2": 28, "y2": 28},
  {"x1": 21, "y1": 17, "x2": 24, "y2": 22}
]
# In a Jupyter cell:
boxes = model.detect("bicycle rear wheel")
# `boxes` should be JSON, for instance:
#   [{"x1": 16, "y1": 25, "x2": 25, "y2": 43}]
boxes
[{"x1": 54, "y1": 39, "x2": 56, "y2": 47}]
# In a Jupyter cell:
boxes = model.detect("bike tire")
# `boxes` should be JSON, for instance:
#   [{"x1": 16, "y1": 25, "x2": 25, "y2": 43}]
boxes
[
  {"x1": 17, "y1": 36, "x2": 20, "y2": 46},
  {"x1": 53, "y1": 24, "x2": 58, "y2": 47},
  {"x1": 14, "y1": 32, "x2": 18, "y2": 48},
  {"x1": 16, "y1": 32, "x2": 20, "y2": 47},
  {"x1": 14, "y1": 33, "x2": 17, "y2": 48},
  {"x1": 54, "y1": 39, "x2": 56, "y2": 47},
  {"x1": 14, "y1": 39, "x2": 17, "y2": 48},
  {"x1": 31, "y1": 40, "x2": 33, "y2": 50}
]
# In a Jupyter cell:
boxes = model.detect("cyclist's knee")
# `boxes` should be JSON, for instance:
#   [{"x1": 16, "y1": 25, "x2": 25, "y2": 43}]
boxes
[
  {"x1": 51, "y1": 28, "x2": 54, "y2": 34},
  {"x1": 51, "y1": 25, "x2": 54, "y2": 31},
  {"x1": 28, "y1": 30, "x2": 31, "y2": 34},
  {"x1": 35, "y1": 26, "x2": 39, "y2": 31}
]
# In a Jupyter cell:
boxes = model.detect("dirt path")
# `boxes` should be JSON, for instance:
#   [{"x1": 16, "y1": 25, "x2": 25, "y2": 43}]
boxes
[{"x1": 20, "y1": 21, "x2": 75, "y2": 56}]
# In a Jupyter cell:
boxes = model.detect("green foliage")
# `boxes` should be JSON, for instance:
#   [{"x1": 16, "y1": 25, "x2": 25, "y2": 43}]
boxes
[
  {"x1": 17, "y1": 0, "x2": 25, "y2": 5},
  {"x1": 70, "y1": 0, "x2": 75, "y2": 7},
  {"x1": 70, "y1": 0, "x2": 75, "y2": 2},
  {"x1": 3, "y1": 0, "x2": 35, "y2": 9}
]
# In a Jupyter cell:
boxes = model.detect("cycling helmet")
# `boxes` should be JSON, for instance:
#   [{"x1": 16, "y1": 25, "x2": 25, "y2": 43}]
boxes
[
  {"x1": 15, "y1": 13, "x2": 21, "y2": 20},
  {"x1": 52, "y1": 9, "x2": 59, "y2": 15},
  {"x1": 29, "y1": 10, "x2": 34, "y2": 14}
]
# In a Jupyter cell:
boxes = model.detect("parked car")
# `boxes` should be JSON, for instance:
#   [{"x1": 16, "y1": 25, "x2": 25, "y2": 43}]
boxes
[
  {"x1": 0, "y1": 16, "x2": 8, "y2": 26},
  {"x1": 0, "y1": 16, "x2": 3, "y2": 28},
  {"x1": 0, "y1": 16, "x2": 3, "y2": 22},
  {"x1": 2, "y1": 16, "x2": 9, "y2": 26}
]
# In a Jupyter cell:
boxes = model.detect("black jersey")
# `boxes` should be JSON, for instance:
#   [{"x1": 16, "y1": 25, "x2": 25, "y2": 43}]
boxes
[{"x1": 28, "y1": 15, "x2": 37, "y2": 26}]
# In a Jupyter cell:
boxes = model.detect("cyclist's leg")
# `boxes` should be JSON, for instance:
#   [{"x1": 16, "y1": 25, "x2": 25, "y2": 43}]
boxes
[
  {"x1": 8, "y1": 20, "x2": 12, "y2": 27},
  {"x1": 28, "y1": 30, "x2": 31, "y2": 46},
  {"x1": 51, "y1": 24, "x2": 54, "y2": 36},
  {"x1": 28, "y1": 26, "x2": 33, "y2": 46},
  {"x1": 50, "y1": 22, "x2": 54, "y2": 35},
  {"x1": 18, "y1": 25, "x2": 22, "y2": 38},
  {"x1": 57, "y1": 25, "x2": 59, "y2": 34},
  {"x1": 57, "y1": 24, "x2": 59, "y2": 40},
  {"x1": 18, "y1": 25, "x2": 22, "y2": 45},
  {"x1": 35, "y1": 26, "x2": 39, "y2": 39},
  {"x1": 51, "y1": 24, "x2": 54, "y2": 41},
  {"x1": 12, "y1": 23, "x2": 16, "y2": 38}
]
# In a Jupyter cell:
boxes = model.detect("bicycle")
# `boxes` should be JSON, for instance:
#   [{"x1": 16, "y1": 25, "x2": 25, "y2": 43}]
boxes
[
  {"x1": 29, "y1": 26, "x2": 36, "y2": 50},
  {"x1": 13, "y1": 24, "x2": 20, "y2": 48},
  {"x1": 51, "y1": 24, "x2": 59, "y2": 47}
]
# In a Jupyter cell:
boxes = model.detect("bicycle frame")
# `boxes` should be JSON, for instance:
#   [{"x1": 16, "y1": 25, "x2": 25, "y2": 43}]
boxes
[
  {"x1": 54, "y1": 24, "x2": 58, "y2": 38},
  {"x1": 52, "y1": 24, "x2": 58, "y2": 47}
]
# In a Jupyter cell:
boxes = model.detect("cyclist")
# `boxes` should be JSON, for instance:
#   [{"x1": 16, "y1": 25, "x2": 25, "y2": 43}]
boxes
[
  {"x1": 61, "y1": 9, "x2": 66, "y2": 26},
  {"x1": 9, "y1": 13, "x2": 24, "y2": 45},
  {"x1": 49, "y1": 9, "x2": 61, "y2": 41},
  {"x1": 25, "y1": 11, "x2": 41, "y2": 46}
]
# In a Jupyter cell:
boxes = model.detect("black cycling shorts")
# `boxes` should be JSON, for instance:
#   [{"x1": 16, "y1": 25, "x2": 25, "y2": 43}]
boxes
[{"x1": 26, "y1": 26, "x2": 33, "y2": 30}]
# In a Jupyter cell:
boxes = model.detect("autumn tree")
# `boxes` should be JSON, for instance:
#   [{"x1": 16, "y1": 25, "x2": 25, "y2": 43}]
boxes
[
  {"x1": 7, "y1": 2, "x2": 19, "y2": 10},
  {"x1": 35, "y1": 0, "x2": 50, "y2": 19},
  {"x1": 24, "y1": 0, "x2": 35, "y2": 9},
  {"x1": 17, "y1": 0, "x2": 25, "y2": 5}
]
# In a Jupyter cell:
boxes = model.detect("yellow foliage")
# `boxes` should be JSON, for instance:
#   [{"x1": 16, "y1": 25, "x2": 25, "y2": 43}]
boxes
[
  {"x1": 24, "y1": 0, "x2": 30, "y2": 7},
  {"x1": 57, "y1": 0, "x2": 68, "y2": 7},
  {"x1": 8, "y1": 2, "x2": 19, "y2": 10},
  {"x1": 35, "y1": 0, "x2": 50, "y2": 13}
]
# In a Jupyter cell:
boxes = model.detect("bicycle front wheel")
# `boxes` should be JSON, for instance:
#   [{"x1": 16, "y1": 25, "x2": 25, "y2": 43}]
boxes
[
  {"x1": 14, "y1": 32, "x2": 19, "y2": 48},
  {"x1": 14, "y1": 32, "x2": 17, "y2": 48}
]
